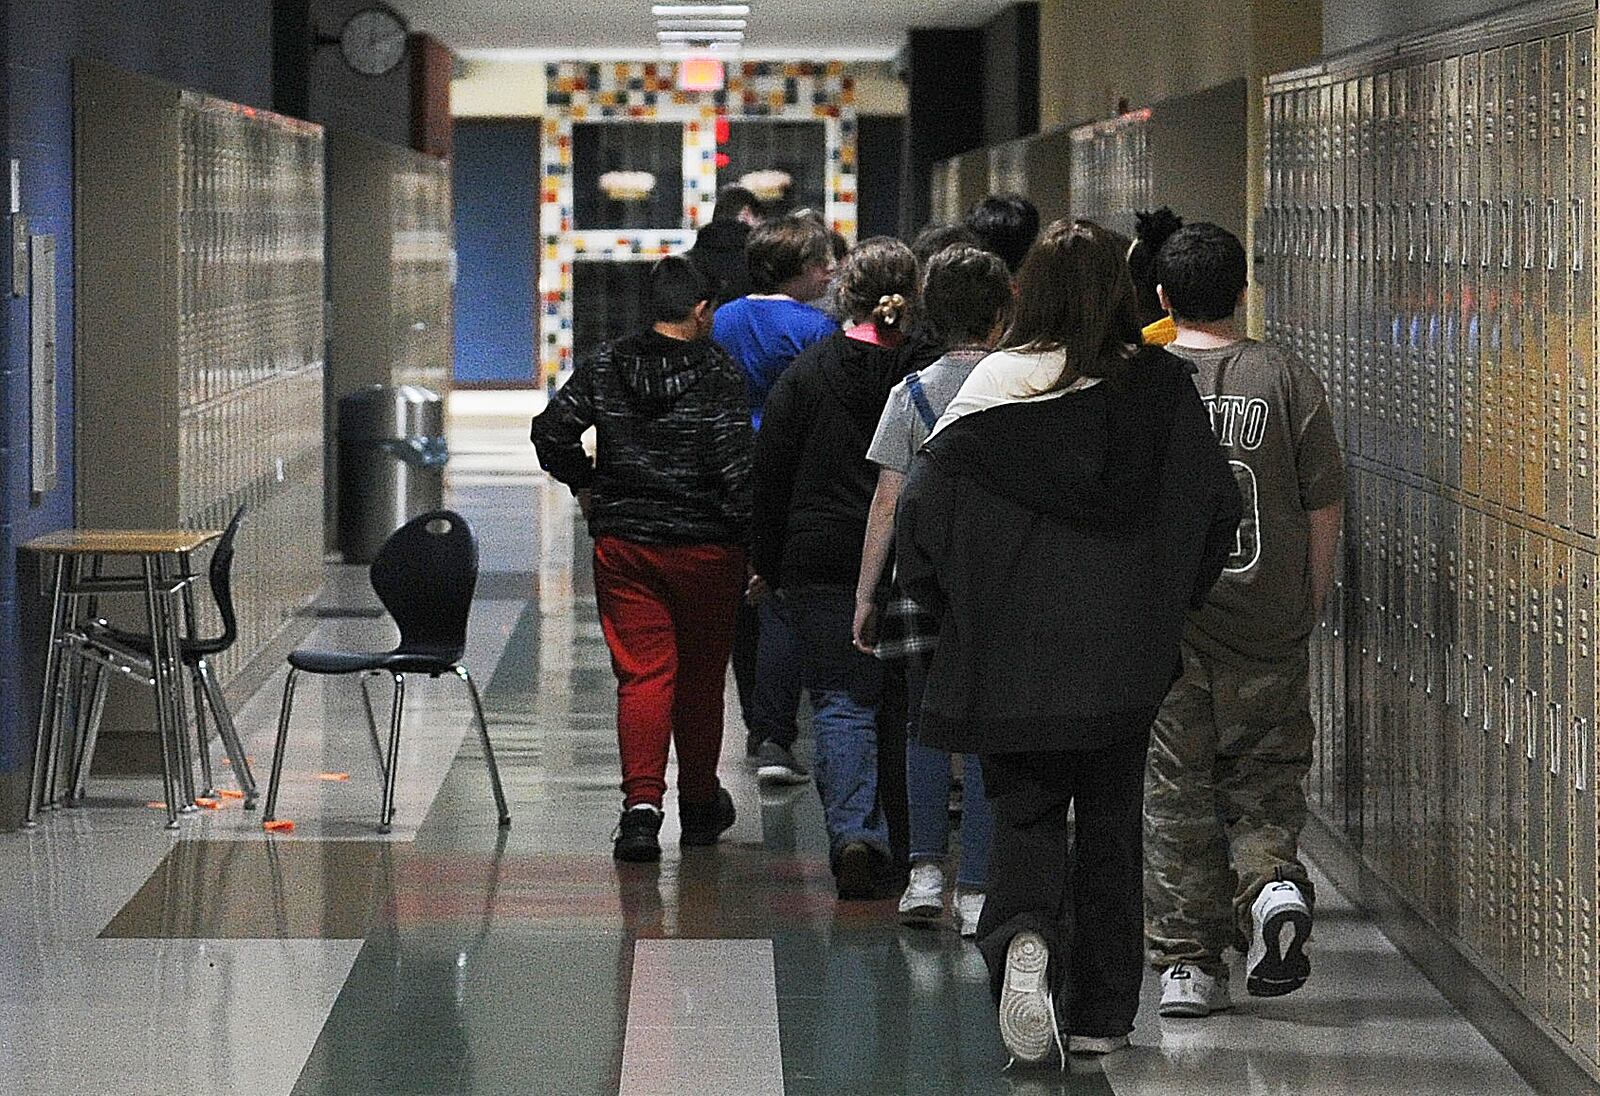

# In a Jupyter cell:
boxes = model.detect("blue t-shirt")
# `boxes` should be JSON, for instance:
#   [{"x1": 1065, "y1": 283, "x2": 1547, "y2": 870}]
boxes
[{"x1": 712, "y1": 296, "x2": 837, "y2": 429}]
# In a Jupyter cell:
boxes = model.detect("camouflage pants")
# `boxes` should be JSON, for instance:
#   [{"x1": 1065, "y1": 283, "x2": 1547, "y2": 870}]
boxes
[{"x1": 1144, "y1": 641, "x2": 1316, "y2": 975}]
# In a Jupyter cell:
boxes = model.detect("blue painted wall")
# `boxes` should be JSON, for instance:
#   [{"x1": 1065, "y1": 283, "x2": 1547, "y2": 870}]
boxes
[
  {"x1": 453, "y1": 121, "x2": 538, "y2": 385},
  {"x1": 0, "y1": 1, "x2": 272, "y2": 810}
]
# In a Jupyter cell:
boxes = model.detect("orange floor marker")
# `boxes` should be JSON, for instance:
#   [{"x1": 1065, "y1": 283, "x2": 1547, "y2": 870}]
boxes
[
  {"x1": 194, "y1": 797, "x2": 220, "y2": 810},
  {"x1": 263, "y1": 820, "x2": 295, "y2": 833},
  {"x1": 317, "y1": 772, "x2": 351, "y2": 782},
  {"x1": 217, "y1": 789, "x2": 246, "y2": 800},
  {"x1": 145, "y1": 801, "x2": 167, "y2": 811}
]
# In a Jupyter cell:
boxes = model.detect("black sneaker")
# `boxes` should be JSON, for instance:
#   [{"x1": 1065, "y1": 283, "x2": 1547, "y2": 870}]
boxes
[
  {"x1": 680, "y1": 786, "x2": 736, "y2": 847},
  {"x1": 613, "y1": 805, "x2": 664, "y2": 862},
  {"x1": 836, "y1": 840, "x2": 883, "y2": 900}
]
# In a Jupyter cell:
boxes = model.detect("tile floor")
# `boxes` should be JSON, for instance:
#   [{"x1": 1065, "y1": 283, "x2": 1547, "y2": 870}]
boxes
[{"x1": 0, "y1": 407, "x2": 1558, "y2": 1095}]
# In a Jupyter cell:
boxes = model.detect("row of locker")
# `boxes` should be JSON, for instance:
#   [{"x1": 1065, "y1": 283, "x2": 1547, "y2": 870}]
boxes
[
  {"x1": 1309, "y1": 466, "x2": 1600, "y2": 1063},
  {"x1": 177, "y1": 368, "x2": 323, "y2": 526},
  {"x1": 1263, "y1": 16, "x2": 1600, "y2": 537},
  {"x1": 388, "y1": 166, "x2": 455, "y2": 394},
  {"x1": 177, "y1": 101, "x2": 324, "y2": 413},
  {"x1": 1068, "y1": 112, "x2": 1154, "y2": 241}
]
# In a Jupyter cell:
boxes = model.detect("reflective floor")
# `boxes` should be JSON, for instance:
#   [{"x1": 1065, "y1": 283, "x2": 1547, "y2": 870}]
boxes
[{"x1": 0, "y1": 403, "x2": 1545, "y2": 1095}]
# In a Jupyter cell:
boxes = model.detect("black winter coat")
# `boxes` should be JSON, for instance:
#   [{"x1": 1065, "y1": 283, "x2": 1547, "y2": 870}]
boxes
[
  {"x1": 751, "y1": 331, "x2": 920, "y2": 589},
  {"x1": 895, "y1": 347, "x2": 1242, "y2": 754},
  {"x1": 529, "y1": 329, "x2": 752, "y2": 545},
  {"x1": 688, "y1": 221, "x2": 753, "y2": 305}
]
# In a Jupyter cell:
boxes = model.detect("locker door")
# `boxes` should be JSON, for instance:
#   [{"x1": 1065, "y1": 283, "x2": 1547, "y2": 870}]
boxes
[
  {"x1": 1481, "y1": 514, "x2": 1507, "y2": 972},
  {"x1": 1523, "y1": 40, "x2": 1550, "y2": 522},
  {"x1": 1423, "y1": 60, "x2": 1445, "y2": 485},
  {"x1": 1388, "y1": 479, "x2": 1411, "y2": 888},
  {"x1": 1324, "y1": 75, "x2": 1341, "y2": 438},
  {"x1": 1525, "y1": 531, "x2": 1551, "y2": 1015},
  {"x1": 1549, "y1": 33, "x2": 1574, "y2": 532},
  {"x1": 1463, "y1": 52, "x2": 1483, "y2": 497},
  {"x1": 1502, "y1": 43, "x2": 1526, "y2": 514},
  {"x1": 1402, "y1": 65, "x2": 1422, "y2": 478},
  {"x1": 1548, "y1": 540, "x2": 1576, "y2": 1038},
  {"x1": 1359, "y1": 74, "x2": 1377, "y2": 462},
  {"x1": 1444, "y1": 55, "x2": 1464, "y2": 491},
  {"x1": 1460, "y1": 505, "x2": 1484, "y2": 956},
  {"x1": 1330, "y1": 77, "x2": 1347, "y2": 448},
  {"x1": 1573, "y1": 31, "x2": 1597, "y2": 539},
  {"x1": 1374, "y1": 70, "x2": 1393, "y2": 470},
  {"x1": 1437, "y1": 491, "x2": 1463, "y2": 935},
  {"x1": 1362, "y1": 474, "x2": 1384, "y2": 857},
  {"x1": 1411, "y1": 490, "x2": 1438, "y2": 915},
  {"x1": 1265, "y1": 88, "x2": 1282, "y2": 349},
  {"x1": 1483, "y1": 49, "x2": 1506, "y2": 506},
  {"x1": 1571, "y1": 547, "x2": 1599, "y2": 1062},
  {"x1": 1503, "y1": 522, "x2": 1528, "y2": 995}
]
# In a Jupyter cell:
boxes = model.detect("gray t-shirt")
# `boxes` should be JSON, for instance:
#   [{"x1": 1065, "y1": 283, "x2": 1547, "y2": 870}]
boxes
[
  {"x1": 866, "y1": 350, "x2": 987, "y2": 473},
  {"x1": 1166, "y1": 338, "x2": 1346, "y2": 667}
]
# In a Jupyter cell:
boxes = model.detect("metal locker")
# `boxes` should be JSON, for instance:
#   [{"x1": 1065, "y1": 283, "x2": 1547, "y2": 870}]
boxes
[
  {"x1": 1330, "y1": 77, "x2": 1348, "y2": 446},
  {"x1": 1425, "y1": 58, "x2": 1446, "y2": 486},
  {"x1": 1482, "y1": 48, "x2": 1506, "y2": 507},
  {"x1": 1572, "y1": 547, "x2": 1599, "y2": 1062},
  {"x1": 1523, "y1": 39, "x2": 1550, "y2": 523},
  {"x1": 1360, "y1": 473, "x2": 1382, "y2": 854},
  {"x1": 1443, "y1": 54, "x2": 1464, "y2": 491},
  {"x1": 1398, "y1": 65, "x2": 1418, "y2": 478},
  {"x1": 1373, "y1": 69, "x2": 1392, "y2": 470},
  {"x1": 1401, "y1": 487, "x2": 1425, "y2": 901},
  {"x1": 1573, "y1": 30, "x2": 1597, "y2": 539},
  {"x1": 1265, "y1": 89, "x2": 1281, "y2": 348},
  {"x1": 1413, "y1": 490, "x2": 1441, "y2": 917},
  {"x1": 1504, "y1": 521, "x2": 1529, "y2": 995},
  {"x1": 1481, "y1": 513, "x2": 1507, "y2": 973},
  {"x1": 1321, "y1": 75, "x2": 1338, "y2": 433},
  {"x1": 1549, "y1": 33, "x2": 1574, "y2": 532},
  {"x1": 1547, "y1": 540, "x2": 1576, "y2": 1039},
  {"x1": 1438, "y1": 493, "x2": 1464, "y2": 936},
  {"x1": 1414, "y1": 60, "x2": 1437, "y2": 484},
  {"x1": 1388, "y1": 479, "x2": 1410, "y2": 886},
  {"x1": 1525, "y1": 530, "x2": 1551, "y2": 1014},
  {"x1": 1359, "y1": 73, "x2": 1378, "y2": 463},
  {"x1": 1462, "y1": 51, "x2": 1484, "y2": 497},
  {"x1": 1460, "y1": 505, "x2": 1485, "y2": 956}
]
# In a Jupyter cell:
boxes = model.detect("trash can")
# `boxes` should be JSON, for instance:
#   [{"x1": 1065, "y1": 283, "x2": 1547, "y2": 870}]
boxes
[{"x1": 338, "y1": 384, "x2": 448, "y2": 563}]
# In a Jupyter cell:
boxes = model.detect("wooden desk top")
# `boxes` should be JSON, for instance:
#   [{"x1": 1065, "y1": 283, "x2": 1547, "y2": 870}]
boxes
[{"x1": 21, "y1": 529, "x2": 222, "y2": 556}]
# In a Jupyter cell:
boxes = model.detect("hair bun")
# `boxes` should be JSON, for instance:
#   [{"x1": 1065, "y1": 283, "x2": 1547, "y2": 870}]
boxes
[{"x1": 873, "y1": 293, "x2": 907, "y2": 327}]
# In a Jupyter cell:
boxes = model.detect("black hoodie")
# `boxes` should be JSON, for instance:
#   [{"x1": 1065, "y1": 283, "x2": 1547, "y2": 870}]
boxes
[
  {"x1": 688, "y1": 220, "x2": 753, "y2": 305},
  {"x1": 530, "y1": 329, "x2": 752, "y2": 545},
  {"x1": 752, "y1": 330, "x2": 916, "y2": 588},
  {"x1": 895, "y1": 347, "x2": 1242, "y2": 754}
]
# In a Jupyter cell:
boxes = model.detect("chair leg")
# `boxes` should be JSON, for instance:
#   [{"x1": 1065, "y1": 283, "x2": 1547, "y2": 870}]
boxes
[
  {"x1": 190, "y1": 663, "x2": 216, "y2": 798},
  {"x1": 378, "y1": 674, "x2": 406, "y2": 834},
  {"x1": 263, "y1": 668, "x2": 301, "y2": 824},
  {"x1": 456, "y1": 666, "x2": 510, "y2": 827},
  {"x1": 199, "y1": 659, "x2": 257, "y2": 809},
  {"x1": 69, "y1": 663, "x2": 110, "y2": 804},
  {"x1": 359, "y1": 673, "x2": 388, "y2": 782}
]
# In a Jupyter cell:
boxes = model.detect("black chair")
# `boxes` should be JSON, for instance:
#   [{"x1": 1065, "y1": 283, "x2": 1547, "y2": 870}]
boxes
[
  {"x1": 76, "y1": 506, "x2": 258, "y2": 806},
  {"x1": 262, "y1": 509, "x2": 511, "y2": 833}
]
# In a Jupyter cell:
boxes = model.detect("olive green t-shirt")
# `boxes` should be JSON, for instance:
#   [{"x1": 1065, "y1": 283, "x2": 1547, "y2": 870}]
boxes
[{"x1": 1166, "y1": 339, "x2": 1346, "y2": 666}]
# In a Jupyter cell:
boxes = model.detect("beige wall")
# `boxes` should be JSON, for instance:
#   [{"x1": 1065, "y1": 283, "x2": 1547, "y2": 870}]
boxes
[{"x1": 450, "y1": 59, "x2": 906, "y2": 119}]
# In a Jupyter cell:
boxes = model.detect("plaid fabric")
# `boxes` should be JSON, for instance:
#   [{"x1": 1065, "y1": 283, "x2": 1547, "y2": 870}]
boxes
[{"x1": 874, "y1": 589, "x2": 940, "y2": 661}]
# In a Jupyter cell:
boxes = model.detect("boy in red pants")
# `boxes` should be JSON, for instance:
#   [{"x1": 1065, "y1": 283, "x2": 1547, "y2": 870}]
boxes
[{"x1": 531, "y1": 257, "x2": 753, "y2": 861}]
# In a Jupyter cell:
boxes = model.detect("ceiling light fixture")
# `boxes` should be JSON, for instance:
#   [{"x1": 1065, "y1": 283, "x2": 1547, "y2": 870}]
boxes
[
  {"x1": 651, "y1": 4, "x2": 751, "y2": 15},
  {"x1": 656, "y1": 18, "x2": 747, "y2": 29},
  {"x1": 657, "y1": 30, "x2": 745, "y2": 41}
]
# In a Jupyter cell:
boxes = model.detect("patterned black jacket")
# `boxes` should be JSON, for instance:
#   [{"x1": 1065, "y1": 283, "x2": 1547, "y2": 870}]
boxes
[{"x1": 530, "y1": 329, "x2": 753, "y2": 545}]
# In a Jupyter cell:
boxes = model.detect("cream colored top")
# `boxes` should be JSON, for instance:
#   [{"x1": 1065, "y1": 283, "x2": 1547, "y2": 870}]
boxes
[{"x1": 928, "y1": 348, "x2": 1103, "y2": 440}]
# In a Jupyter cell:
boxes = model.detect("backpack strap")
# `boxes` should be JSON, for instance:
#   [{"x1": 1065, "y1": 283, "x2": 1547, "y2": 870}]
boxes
[{"x1": 906, "y1": 372, "x2": 939, "y2": 432}]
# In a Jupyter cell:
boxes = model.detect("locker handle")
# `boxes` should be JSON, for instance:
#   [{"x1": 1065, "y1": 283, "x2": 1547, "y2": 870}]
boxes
[
  {"x1": 1407, "y1": 206, "x2": 1417, "y2": 262},
  {"x1": 1550, "y1": 702, "x2": 1563, "y2": 776},
  {"x1": 1423, "y1": 202, "x2": 1434, "y2": 264},
  {"x1": 1461, "y1": 651, "x2": 1474, "y2": 721},
  {"x1": 1483, "y1": 665, "x2": 1494, "y2": 732},
  {"x1": 1547, "y1": 200, "x2": 1561, "y2": 270},
  {"x1": 1502, "y1": 199, "x2": 1514, "y2": 269},
  {"x1": 1523, "y1": 199, "x2": 1537, "y2": 270},
  {"x1": 1480, "y1": 201, "x2": 1492, "y2": 268},
  {"x1": 1394, "y1": 203, "x2": 1404, "y2": 263},
  {"x1": 1572, "y1": 199, "x2": 1586, "y2": 273},
  {"x1": 1502, "y1": 676, "x2": 1515, "y2": 744},
  {"x1": 1577, "y1": 718, "x2": 1591, "y2": 793},
  {"x1": 1525, "y1": 689, "x2": 1538, "y2": 761}
]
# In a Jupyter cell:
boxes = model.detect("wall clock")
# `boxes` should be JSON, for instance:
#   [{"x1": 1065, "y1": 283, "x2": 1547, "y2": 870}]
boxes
[{"x1": 339, "y1": 5, "x2": 409, "y2": 77}]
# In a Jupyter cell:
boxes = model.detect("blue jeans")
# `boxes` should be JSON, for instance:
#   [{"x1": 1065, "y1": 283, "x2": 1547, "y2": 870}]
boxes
[
  {"x1": 751, "y1": 599, "x2": 802, "y2": 749},
  {"x1": 906, "y1": 653, "x2": 993, "y2": 887},
  {"x1": 783, "y1": 585, "x2": 891, "y2": 862}
]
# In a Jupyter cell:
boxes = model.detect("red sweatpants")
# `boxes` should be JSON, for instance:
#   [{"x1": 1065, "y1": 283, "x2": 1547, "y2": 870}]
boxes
[{"x1": 592, "y1": 536, "x2": 744, "y2": 809}]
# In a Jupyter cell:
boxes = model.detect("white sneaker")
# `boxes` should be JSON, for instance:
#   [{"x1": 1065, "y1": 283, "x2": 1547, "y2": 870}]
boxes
[
  {"x1": 998, "y1": 932, "x2": 1064, "y2": 1066},
  {"x1": 897, "y1": 862, "x2": 944, "y2": 924},
  {"x1": 954, "y1": 889, "x2": 985, "y2": 938},
  {"x1": 1067, "y1": 1033, "x2": 1130, "y2": 1055},
  {"x1": 1247, "y1": 880, "x2": 1312, "y2": 997},
  {"x1": 1158, "y1": 962, "x2": 1233, "y2": 1017}
]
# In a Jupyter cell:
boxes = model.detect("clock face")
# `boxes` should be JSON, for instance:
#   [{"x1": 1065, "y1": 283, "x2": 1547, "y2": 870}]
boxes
[{"x1": 340, "y1": 7, "x2": 408, "y2": 77}]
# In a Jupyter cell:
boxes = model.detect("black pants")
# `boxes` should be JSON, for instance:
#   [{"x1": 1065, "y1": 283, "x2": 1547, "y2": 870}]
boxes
[
  {"x1": 975, "y1": 733, "x2": 1150, "y2": 1039},
  {"x1": 732, "y1": 600, "x2": 760, "y2": 739},
  {"x1": 875, "y1": 659, "x2": 910, "y2": 872}
]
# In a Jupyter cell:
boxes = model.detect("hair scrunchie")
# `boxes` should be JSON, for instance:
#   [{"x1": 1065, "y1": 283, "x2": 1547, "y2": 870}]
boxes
[{"x1": 873, "y1": 293, "x2": 907, "y2": 327}]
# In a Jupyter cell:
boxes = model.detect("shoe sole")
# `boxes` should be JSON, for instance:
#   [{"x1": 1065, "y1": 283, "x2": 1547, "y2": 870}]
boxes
[
  {"x1": 1068, "y1": 1036, "x2": 1129, "y2": 1055},
  {"x1": 680, "y1": 815, "x2": 735, "y2": 847},
  {"x1": 613, "y1": 842, "x2": 661, "y2": 863},
  {"x1": 998, "y1": 932, "x2": 1058, "y2": 1064},
  {"x1": 1158, "y1": 997, "x2": 1233, "y2": 1018},
  {"x1": 1247, "y1": 907, "x2": 1312, "y2": 997},
  {"x1": 897, "y1": 899, "x2": 942, "y2": 925},
  {"x1": 756, "y1": 765, "x2": 810, "y2": 785},
  {"x1": 837, "y1": 844, "x2": 876, "y2": 900}
]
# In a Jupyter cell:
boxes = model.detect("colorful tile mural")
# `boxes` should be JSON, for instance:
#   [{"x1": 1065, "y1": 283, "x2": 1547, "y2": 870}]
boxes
[{"x1": 540, "y1": 60, "x2": 859, "y2": 380}]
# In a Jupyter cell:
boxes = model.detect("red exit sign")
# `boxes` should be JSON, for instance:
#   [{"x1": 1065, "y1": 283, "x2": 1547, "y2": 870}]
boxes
[{"x1": 678, "y1": 57, "x2": 726, "y2": 91}]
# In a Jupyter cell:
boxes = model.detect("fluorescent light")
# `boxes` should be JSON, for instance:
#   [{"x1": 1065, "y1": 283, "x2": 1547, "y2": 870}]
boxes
[
  {"x1": 657, "y1": 18, "x2": 747, "y2": 29},
  {"x1": 657, "y1": 30, "x2": 745, "y2": 41},
  {"x1": 652, "y1": 4, "x2": 751, "y2": 15}
]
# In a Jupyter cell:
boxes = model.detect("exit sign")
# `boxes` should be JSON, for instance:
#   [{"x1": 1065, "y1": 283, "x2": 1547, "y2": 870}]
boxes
[{"x1": 678, "y1": 57, "x2": 726, "y2": 91}]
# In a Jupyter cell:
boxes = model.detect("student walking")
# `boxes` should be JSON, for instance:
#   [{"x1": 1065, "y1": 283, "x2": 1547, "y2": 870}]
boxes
[
  {"x1": 713, "y1": 213, "x2": 839, "y2": 781},
  {"x1": 751, "y1": 237, "x2": 921, "y2": 899},
  {"x1": 529, "y1": 257, "x2": 752, "y2": 863},
  {"x1": 687, "y1": 184, "x2": 762, "y2": 305},
  {"x1": 852, "y1": 245, "x2": 1014, "y2": 936},
  {"x1": 895, "y1": 220, "x2": 1241, "y2": 1065},
  {"x1": 1142, "y1": 223, "x2": 1345, "y2": 1017}
]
